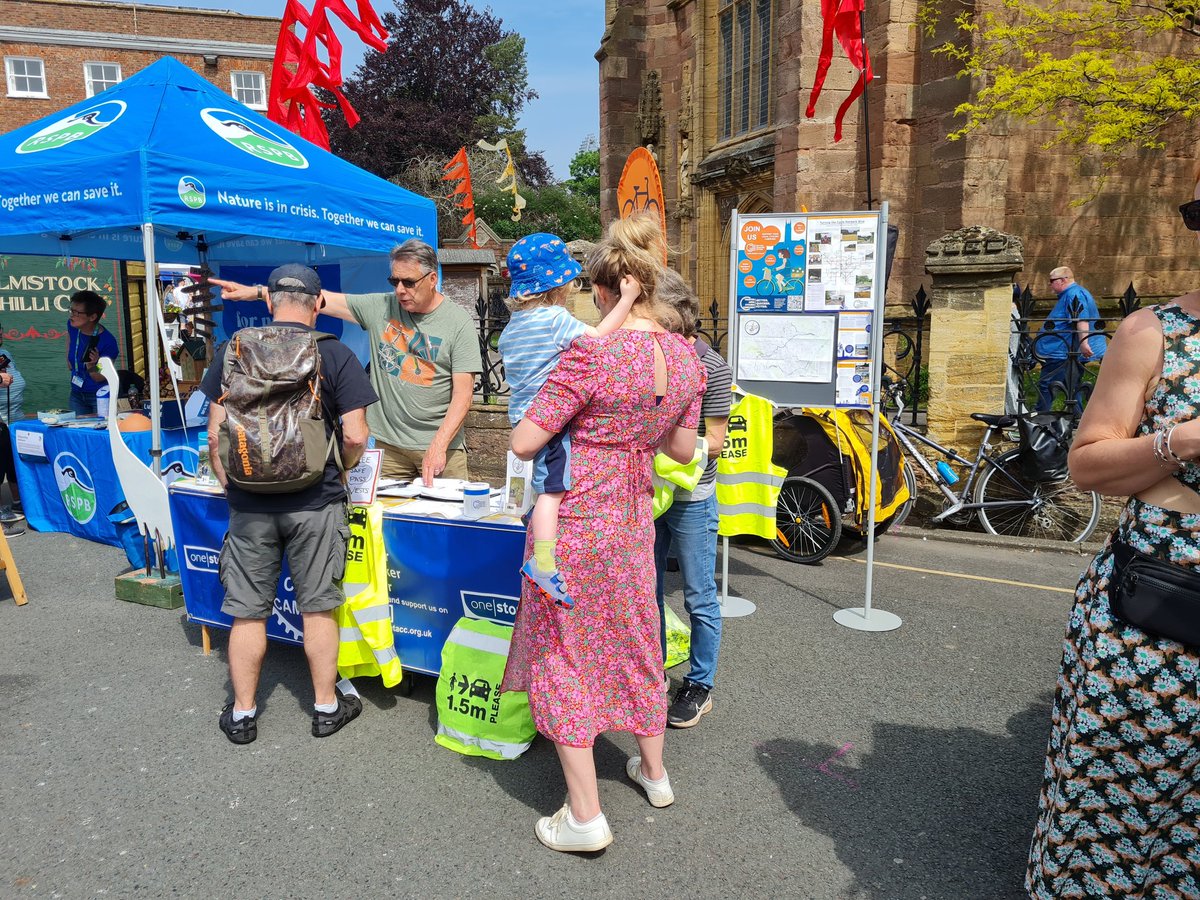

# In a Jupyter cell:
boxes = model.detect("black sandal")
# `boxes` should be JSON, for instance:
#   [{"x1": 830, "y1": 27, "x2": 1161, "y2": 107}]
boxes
[
  {"x1": 219, "y1": 703, "x2": 257, "y2": 744},
  {"x1": 311, "y1": 688, "x2": 362, "y2": 738}
]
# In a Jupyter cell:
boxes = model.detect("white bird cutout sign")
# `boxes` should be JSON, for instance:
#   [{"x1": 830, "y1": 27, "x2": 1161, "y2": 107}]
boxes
[{"x1": 98, "y1": 357, "x2": 176, "y2": 576}]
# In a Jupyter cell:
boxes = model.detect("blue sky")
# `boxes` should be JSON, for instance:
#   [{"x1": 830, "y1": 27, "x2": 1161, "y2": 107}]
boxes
[{"x1": 142, "y1": 0, "x2": 602, "y2": 178}]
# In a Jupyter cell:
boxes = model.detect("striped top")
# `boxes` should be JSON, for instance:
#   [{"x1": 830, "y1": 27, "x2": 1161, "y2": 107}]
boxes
[
  {"x1": 675, "y1": 341, "x2": 733, "y2": 502},
  {"x1": 498, "y1": 305, "x2": 589, "y2": 425}
]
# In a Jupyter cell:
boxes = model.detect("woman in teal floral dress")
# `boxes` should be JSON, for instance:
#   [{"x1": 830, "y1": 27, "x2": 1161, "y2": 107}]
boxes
[
  {"x1": 503, "y1": 216, "x2": 705, "y2": 853},
  {"x1": 1027, "y1": 185, "x2": 1200, "y2": 897}
]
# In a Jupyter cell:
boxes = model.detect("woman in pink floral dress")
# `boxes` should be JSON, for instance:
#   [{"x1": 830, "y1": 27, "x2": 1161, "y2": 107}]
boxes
[{"x1": 503, "y1": 216, "x2": 706, "y2": 852}]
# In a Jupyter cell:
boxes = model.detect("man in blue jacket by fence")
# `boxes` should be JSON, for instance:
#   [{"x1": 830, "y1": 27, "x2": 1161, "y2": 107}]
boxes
[{"x1": 1035, "y1": 266, "x2": 1106, "y2": 413}]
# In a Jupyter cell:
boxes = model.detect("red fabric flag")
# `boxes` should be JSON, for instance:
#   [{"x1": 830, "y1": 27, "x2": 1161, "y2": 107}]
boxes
[
  {"x1": 805, "y1": 0, "x2": 874, "y2": 142},
  {"x1": 267, "y1": 0, "x2": 388, "y2": 149}
]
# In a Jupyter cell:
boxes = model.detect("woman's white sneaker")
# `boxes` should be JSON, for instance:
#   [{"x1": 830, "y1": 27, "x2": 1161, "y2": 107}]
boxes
[
  {"x1": 535, "y1": 803, "x2": 613, "y2": 852},
  {"x1": 626, "y1": 756, "x2": 675, "y2": 807}
]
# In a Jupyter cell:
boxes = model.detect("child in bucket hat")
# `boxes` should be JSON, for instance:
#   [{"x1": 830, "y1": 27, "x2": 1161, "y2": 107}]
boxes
[{"x1": 498, "y1": 233, "x2": 639, "y2": 608}]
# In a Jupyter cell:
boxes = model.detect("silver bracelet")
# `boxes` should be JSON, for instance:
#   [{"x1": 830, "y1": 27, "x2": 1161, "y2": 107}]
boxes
[
  {"x1": 1152, "y1": 430, "x2": 1178, "y2": 468},
  {"x1": 1165, "y1": 425, "x2": 1188, "y2": 466}
]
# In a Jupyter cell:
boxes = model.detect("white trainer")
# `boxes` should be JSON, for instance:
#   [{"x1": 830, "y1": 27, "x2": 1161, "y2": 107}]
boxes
[
  {"x1": 535, "y1": 803, "x2": 613, "y2": 852},
  {"x1": 626, "y1": 756, "x2": 675, "y2": 808}
]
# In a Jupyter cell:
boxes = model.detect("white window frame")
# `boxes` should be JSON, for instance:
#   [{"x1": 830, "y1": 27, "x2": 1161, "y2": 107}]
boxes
[
  {"x1": 83, "y1": 61, "x2": 122, "y2": 98},
  {"x1": 229, "y1": 71, "x2": 266, "y2": 110},
  {"x1": 5, "y1": 56, "x2": 48, "y2": 99}
]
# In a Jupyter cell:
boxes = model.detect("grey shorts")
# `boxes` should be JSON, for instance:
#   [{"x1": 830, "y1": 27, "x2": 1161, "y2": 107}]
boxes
[{"x1": 219, "y1": 503, "x2": 350, "y2": 620}]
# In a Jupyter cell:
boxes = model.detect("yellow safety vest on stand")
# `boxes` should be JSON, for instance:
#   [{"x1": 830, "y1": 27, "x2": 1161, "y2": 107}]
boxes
[
  {"x1": 335, "y1": 503, "x2": 402, "y2": 688},
  {"x1": 716, "y1": 391, "x2": 787, "y2": 539}
]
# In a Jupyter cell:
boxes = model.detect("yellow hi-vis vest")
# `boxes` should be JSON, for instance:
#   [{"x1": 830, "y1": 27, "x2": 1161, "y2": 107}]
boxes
[
  {"x1": 435, "y1": 617, "x2": 535, "y2": 760},
  {"x1": 652, "y1": 437, "x2": 707, "y2": 519},
  {"x1": 716, "y1": 391, "x2": 786, "y2": 539},
  {"x1": 335, "y1": 503, "x2": 402, "y2": 688}
]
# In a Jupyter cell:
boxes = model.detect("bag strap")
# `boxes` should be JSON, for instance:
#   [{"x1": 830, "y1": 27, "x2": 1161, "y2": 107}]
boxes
[{"x1": 309, "y1": 333, "x2": 345, "y2": 476}]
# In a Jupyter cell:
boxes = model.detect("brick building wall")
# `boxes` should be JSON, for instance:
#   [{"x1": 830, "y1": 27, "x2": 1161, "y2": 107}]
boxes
[
  {"x1": 0, "y1": 0, "x2": 278, "y2": 132},
  {"x1": 600, "y1": 0, "x2": 1197, "y2": 313}
]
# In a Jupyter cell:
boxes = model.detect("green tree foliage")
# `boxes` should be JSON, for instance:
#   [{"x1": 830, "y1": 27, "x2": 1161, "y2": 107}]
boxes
[
  {"x1": 396, "y1": 140, "x2": 601, "y2": 243},
  {"x1": 326, "y1": 0, "x2": 551, "y2": 185},
  {"x1": 566, "y1": 135, "x2": 600, "y2": 202},
  {"x1": 924, "y1": 0, "x2": 1200, "y2": 161}
]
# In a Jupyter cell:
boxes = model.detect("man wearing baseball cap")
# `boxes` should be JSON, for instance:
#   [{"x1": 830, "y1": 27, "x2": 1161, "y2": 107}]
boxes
[
  {"x1": 211, "y1": 241, "x2": 482, "y2": 484},
  {"x1": 202, "y1": 264, "x2": 378, "y2": 744}
]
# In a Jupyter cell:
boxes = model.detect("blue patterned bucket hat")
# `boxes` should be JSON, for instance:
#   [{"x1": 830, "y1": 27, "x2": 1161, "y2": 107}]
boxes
[{"x1": 507, "y1": 233, "x2": 582, "y2": 298}]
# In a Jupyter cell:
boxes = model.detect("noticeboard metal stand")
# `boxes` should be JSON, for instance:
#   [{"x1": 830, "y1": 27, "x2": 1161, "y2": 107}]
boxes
[
  {"x1": 834, "y1": 202, "x2": 901, "y2": 632},
  {"x1": 725, "y1": 202, "x2": 901, "y2": 633},
  {"x1": 718, "y1": 536, "x2": 755, "y2": 618}
]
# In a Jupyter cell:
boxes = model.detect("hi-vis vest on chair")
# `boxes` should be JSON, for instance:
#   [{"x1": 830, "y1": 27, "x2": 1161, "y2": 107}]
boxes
[
  {"x1": 435, "y1": 617, "x2": 535, "y2": 760},
  {"x1": 717, "y1": 391, "x2": 786, "y2": 539},
  {"x1": 335, "y1": 503, "x2": 402, "y2": 688}
]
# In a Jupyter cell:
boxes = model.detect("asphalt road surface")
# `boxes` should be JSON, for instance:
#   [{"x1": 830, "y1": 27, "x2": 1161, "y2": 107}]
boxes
[{"x1": 0, "y1": 526, "x2": 1093, "y2": 899}]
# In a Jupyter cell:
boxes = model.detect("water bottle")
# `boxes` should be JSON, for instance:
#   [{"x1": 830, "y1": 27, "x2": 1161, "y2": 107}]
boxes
[
  {"x1": 95, "y1": 385, "x2": 110, "y2": 419},
  {"x1": 195, "y1": 431, "x2": 217, "y2": 486},
  {"x1": 936, "y1": 460, "x2": 959, "y2": 486}
]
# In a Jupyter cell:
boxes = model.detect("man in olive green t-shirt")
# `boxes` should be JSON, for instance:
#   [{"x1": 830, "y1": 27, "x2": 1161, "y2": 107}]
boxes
[{"x1": 211, "y1": 239, "x2": 483, "y2": 484}]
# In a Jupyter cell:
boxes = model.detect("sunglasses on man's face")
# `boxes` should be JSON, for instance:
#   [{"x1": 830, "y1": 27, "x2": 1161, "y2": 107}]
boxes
[
  {"x1": 1180, "y1": 199, "x2": 1200, "y2": 231},
  {"x1": 387, "y1": 271, "x2": 433, "y2": 290}
]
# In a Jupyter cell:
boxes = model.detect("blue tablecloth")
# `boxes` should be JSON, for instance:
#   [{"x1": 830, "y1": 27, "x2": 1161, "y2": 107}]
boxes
[
  {"x1": 168, "y1": 484, "x2": 525, "y2": 675},
  {"x1": 14, "y1": 420, "x2": 199, "y2": 547}
]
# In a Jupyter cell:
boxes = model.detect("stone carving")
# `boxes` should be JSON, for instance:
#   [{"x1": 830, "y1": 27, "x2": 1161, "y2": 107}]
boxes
[
  {"x1": 677, "y1": 134, "x2": 693, "y2": 218},
  {"x1": 925, "y1": 226, "x2": 1024, "y2": 275},
  {"x1": 637, "y1": 70, "x2": 663, "y2": 148}
]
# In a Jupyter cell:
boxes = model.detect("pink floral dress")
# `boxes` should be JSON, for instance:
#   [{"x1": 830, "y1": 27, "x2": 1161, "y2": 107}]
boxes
[{"x1": 502, "y1": 330, "x2": 706, "y2": 747}]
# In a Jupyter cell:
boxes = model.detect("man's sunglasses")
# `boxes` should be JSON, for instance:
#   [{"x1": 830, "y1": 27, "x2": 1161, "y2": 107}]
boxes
[
  {"x1": 387, "y1": 271, "x2": 433, "y2": 290},
  {"x1": 1180, "y1": 199, "x2": 1200, "y2": 231}
]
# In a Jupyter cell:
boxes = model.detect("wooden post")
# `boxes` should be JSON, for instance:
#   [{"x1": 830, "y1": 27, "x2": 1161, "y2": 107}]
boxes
[{"x1": 0, "y1": 529, "x2": 27, "y2": 606}]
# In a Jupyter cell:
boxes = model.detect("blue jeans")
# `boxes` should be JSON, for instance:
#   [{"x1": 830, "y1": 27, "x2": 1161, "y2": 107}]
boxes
[
  {"x1": 654, "y1": 493, "x2": 721, "y2": 690},
  {"x1": 69, "y1": 388, "x2": 97, "y2": 416}
]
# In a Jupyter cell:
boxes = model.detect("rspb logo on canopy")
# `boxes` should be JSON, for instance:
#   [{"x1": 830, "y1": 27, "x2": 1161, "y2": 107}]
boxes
[{"x1": 461, "y1": 591, "x2": 518, "y2": 626}]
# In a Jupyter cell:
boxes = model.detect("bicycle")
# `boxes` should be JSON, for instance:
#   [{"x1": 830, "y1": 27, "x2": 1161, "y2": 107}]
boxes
[{"x1": 882, "y1": 378, "x2": 1101, "y2": 542}]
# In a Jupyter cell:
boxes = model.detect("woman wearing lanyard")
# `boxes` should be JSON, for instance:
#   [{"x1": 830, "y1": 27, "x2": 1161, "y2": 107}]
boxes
[{"x1": 66, "y1": 290, "x2": 118, "y2": 416}]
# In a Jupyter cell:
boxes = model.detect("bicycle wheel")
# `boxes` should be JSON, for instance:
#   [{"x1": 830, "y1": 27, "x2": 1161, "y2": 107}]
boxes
[
  {"x1": 974, "y1": 448, "x2": 1101, "y2": 543},
  {"x1": 888, "y1": 460, "x2": 919, "y2": 530},
  {"x1": 772, "y1": 476, "x2": 842, "y2": 564}
]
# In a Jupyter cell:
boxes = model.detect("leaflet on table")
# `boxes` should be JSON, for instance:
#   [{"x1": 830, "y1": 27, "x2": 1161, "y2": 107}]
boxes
[
  {"x1": 837, "y1": 311, "x2": 872, "y2": 359},
  {"x1": 14, "y1": 428, "x2": 44, "y2": 458},
  {"x1": 736, "y1": 313, "x2": 835, "y2": 384},
  {"x1": 836, "y1": 361, "x2": 873, "y2": 407},
  {"x1": 804, "y1": 216, "x2": 878, "y2": 312},
  {"x1": 735, "y1": 218, "x2": 807, "y2": 299},
  {"x1": 346, "y1": 448, "x2": 382, "y2": 505}
]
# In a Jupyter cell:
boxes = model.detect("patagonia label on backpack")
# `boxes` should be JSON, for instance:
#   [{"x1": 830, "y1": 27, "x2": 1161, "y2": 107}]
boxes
[{"x1": 217, "y1": 326, "x2": 337, "y2": 493}]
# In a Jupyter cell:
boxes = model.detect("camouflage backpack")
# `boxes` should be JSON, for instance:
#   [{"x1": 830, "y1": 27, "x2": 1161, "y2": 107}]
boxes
[{"x1": 217, "y1": 326, "x2": 340, "y2": 493}]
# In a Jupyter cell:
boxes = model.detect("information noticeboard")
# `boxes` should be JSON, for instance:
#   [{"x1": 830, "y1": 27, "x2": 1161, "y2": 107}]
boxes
[{"x1": 727, "y1": 205, "x2": 889, "y2": 409}]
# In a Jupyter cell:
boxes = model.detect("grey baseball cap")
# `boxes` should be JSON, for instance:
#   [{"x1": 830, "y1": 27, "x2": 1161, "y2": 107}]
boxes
[{"x1": 267, "y1": 264, "x2": 321, "y2": 296}]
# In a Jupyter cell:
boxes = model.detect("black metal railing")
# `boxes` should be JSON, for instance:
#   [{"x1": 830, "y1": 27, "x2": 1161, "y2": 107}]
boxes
[
  {"x1": 1009, "y1": 281, "x2": 1146, "y2": 425},
  {"x1": 474, "y1": 290, "x2": 511, "y2": 403},
  {"x1": 882, "y1": 285, "x2": 931, "y2": 424}
]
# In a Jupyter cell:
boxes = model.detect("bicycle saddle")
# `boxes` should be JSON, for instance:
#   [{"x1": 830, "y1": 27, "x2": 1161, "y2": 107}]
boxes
[{"x1": 970, "y1": 413, "x2": 1016, "y2": 427}]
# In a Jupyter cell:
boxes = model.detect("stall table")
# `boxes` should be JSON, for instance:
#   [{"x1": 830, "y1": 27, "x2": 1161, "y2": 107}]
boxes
[
  {"x1": 167, "y1": 481, "x2": 526, "y2": 676},
  {"x1": 14, "y1": 419, "x2": 199, "y2": 546}
]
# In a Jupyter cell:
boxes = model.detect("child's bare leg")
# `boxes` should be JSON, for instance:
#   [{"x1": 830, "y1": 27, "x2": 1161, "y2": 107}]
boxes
[
  {"x1": 530, "y1": 491, "x2": 564, "y2": 569},
  {"x1": 522, "y1": 491, "x2": 573, "y2": 608}
]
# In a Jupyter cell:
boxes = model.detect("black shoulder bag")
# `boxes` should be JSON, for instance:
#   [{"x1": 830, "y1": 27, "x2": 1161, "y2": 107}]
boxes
[{"x1": 1109, "y1": 541, "x2": 1200, "y2": 646}]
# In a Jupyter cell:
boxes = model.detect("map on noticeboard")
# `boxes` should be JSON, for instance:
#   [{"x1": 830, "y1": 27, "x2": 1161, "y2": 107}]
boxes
[{"x1": 731, "y1": 211, "x2": 883, "y2": 407}]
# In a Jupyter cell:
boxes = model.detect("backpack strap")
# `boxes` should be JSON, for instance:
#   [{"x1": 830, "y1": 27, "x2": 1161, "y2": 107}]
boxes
[{"x1": 310, "y1": 332, "x2": 346, "y2": 476}]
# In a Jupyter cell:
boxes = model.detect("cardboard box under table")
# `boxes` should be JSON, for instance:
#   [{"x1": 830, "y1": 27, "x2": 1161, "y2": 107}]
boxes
[{"x1": 167, "y1": 481, "x2": 526, "y2": 675}]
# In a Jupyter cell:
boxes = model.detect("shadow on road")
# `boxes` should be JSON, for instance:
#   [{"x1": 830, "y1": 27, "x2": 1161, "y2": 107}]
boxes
[{"x1": 756, "y1": 695, "x2": 1054, "y2": 900}]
